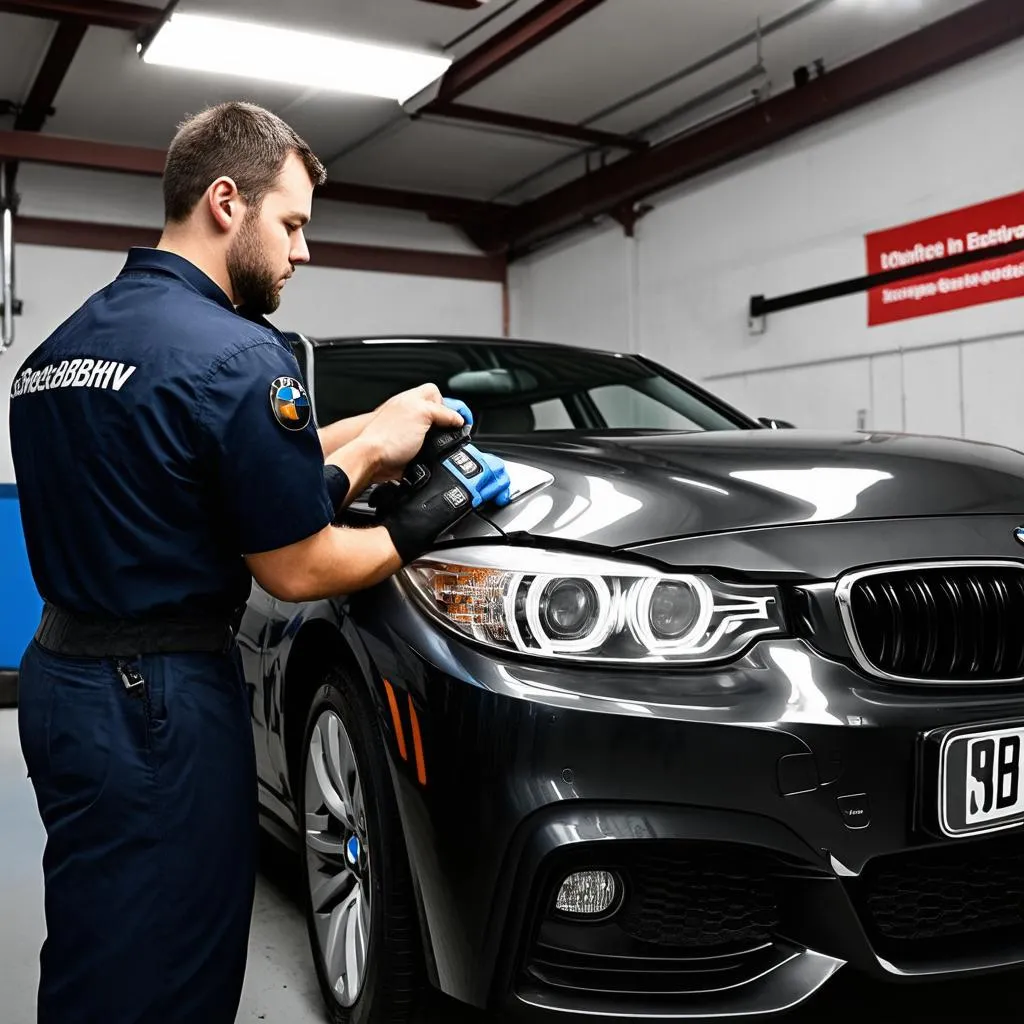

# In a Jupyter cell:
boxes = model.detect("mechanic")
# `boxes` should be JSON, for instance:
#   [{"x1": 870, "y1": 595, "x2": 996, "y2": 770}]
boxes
[{"x1": 8, "y1": 100, "x2": 507, "y2": 1024}]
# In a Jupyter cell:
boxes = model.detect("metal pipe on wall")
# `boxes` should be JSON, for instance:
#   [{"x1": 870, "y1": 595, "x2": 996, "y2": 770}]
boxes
[{"x1": 0, "y1": 163, "x2": 14, "y2": 352}]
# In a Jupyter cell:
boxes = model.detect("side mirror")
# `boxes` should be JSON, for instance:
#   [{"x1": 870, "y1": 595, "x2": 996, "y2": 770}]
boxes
[{"x1": 758, "y1": 417, "x2": 796, "y2": 430}]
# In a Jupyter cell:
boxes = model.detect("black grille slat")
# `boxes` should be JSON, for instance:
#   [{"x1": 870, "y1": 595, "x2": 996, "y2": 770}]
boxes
[
  {"x1": 882, "y1": 581, "x2": 904, "y2": 670},
  {"x1": 858, "y1": 583, "x2": 884, "y2": 664},
  {"x1": 964, "y1": 574, "x2": 984, "y2": 675},
  {"x1": 910, "y1": 574, "x2": 938, "y2": 673},
  {"x1": 1015, "y1": 574, "x2": 1024, "y2": 676},
  {"x1": 976, "y1": 573, "x2": 998, "y2": 675},
  {"x1": 990, "y1": 575, "x2": 1008, "y2": 675},
  {"x1": 847, "y1": 565, "x2": 1024, "y2": 682},
  {"x1": 902, "y1": 576, "x2": 923, "y2": 672},
  {"x1": 944, "y1": 576, "x2": 965, "y2": 676}
]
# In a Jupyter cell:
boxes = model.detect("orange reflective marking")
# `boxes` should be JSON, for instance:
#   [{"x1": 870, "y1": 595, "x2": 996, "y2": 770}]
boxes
[
  {"x1": 382, "y1": 679, "x2": 408, "y2": 761},
  {"x1": 407, "y1": 695, "x2": 427, "y2": 787}
]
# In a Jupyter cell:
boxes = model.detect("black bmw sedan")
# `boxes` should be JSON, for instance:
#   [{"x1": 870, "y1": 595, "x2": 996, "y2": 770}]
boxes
[{"x1": 240, "y1": 333, "x2": 1024, "y2": 1023}]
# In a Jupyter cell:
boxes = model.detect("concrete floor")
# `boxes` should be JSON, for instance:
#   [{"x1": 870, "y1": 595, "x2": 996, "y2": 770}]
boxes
[{"x1": 3, "y1": 705, "x2": 1024, "y2": 1023}]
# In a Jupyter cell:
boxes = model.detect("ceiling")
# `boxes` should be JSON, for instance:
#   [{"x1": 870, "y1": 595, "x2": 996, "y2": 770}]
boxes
[{"x1": 0, "y1": 0, "x2": 1008, "y2": 255}]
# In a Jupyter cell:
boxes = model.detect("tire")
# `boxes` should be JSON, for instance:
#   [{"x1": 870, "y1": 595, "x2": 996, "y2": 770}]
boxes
[{"x1": 298, "y1": 667, "x2": 427, "y2": 1024}]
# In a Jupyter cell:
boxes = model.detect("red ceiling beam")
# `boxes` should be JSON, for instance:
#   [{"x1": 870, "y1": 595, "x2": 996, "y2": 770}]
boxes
[
  {"x1": 428, "y1": 101, "x2": 647, "y2": 152},
  {"x1": 0, "y1": 128, "x2": 166, "y2": 175},
  {"x1": 483, "y1": 0, "x2": 1024, "y2": 255},
  {"x1": 0, "y1": 129, "x2": 504, "y2": 223},
  {"x1": 423, "y1": 0, "x2": 627, "y2": 159},
  {"x1": 14, "y1": 216, "x2": 507, "y2": 281},
  {"x1": 316, "y1": 178, "x2": 502, "y2": 224},
  {"x1": 417, "y1": 0, "x2": 487, "y2": 8},
  {"x1": 4, "y1": 17, "x2": 89, "y2": 198},
  {"x1": 13, "y1": 20, "x2": 89, "y2": 133},
  {"x1": 306, "y1": 238, "x2": 505, "y2": 281},
  {"x1": 433, "y1": 0, "x2": 609, "y2": 102},
  {"x1": 0, "y1": 0, "x2": 160, "y2": 30}
]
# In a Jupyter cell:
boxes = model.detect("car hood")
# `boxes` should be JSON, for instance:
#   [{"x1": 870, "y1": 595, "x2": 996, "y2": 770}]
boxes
[{"x1": 473, "y1": 429, "x2": 1024, "y2": 548}]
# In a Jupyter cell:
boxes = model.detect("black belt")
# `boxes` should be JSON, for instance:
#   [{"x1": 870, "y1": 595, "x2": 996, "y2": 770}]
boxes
[{"x1": 34, "y1": 602, "x2": 239, "y2": 658}]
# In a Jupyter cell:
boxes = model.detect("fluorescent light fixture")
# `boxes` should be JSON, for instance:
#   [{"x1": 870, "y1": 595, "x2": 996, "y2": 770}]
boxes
[{"x1": 141, "y1": 13, "x2": 452, "y2": 104}]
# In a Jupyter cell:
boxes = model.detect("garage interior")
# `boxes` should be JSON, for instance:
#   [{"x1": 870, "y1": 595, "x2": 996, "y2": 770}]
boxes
[{"x1": 3, "y1": 0, "x2": 1024, "y2": 1021}]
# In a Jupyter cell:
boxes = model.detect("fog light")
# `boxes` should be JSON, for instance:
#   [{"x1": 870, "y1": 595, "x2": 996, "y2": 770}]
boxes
[{"x1": 555, "y1": 870, "x2": 619, "y2": 916}]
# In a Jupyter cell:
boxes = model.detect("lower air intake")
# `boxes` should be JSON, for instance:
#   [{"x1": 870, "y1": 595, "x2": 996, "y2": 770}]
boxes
[
  {"x1": 849, "y1": 832, "x2": 1024, "y2": 959},
  {"x1": 616, "y1": 847, "x2": 782, "y2": 949}
]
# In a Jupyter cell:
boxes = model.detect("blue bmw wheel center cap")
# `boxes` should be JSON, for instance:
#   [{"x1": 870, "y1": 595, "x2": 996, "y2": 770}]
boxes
[{"x1": 346, "y1": 835, "x2": 361, "y2": 865}]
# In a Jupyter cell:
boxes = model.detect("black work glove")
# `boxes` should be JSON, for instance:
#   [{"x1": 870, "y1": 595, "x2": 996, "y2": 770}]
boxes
[
  {"x1": 367, "y1": 421, "x2": 471, "y2": 516},
  {"x1": 381, "y1": 431, "x2": 511, "y2": 564}
]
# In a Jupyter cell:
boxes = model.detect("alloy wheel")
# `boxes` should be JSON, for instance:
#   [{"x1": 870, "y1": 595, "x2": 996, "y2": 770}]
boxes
[{"x1": 304, "y1": 708, "x2": 372, "y2": 1008}]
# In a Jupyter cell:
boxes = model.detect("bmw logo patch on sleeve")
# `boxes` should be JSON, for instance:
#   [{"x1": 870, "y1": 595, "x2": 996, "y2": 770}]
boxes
[{"x1": 269, "y1": 376, "x2": 312, "y2": 431}]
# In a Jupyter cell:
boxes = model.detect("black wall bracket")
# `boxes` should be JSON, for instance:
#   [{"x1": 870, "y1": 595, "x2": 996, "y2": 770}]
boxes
[{"x1": 749, "y1": 235, "x2": 1024, "y2": 333}]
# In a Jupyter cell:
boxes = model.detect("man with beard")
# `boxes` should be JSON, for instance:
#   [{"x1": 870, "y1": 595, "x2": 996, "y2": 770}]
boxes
[{"x1": 8, "y1": 101, "x2": 508, "y2": 1024}]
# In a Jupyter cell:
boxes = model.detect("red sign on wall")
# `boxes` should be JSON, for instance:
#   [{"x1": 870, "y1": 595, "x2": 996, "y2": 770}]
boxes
[{"x1": 864, "y1": 190, "x2": 1024, "y2": 326}]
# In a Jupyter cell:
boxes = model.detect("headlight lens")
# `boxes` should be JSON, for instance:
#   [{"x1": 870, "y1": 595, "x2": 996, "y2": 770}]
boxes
[{"x1": 401, "y1": 547, "x2": 784, "y2": 664}]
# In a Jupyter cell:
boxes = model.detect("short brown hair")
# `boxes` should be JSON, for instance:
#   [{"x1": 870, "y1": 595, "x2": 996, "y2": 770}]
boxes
[{"x1": 163, "y1": 101, "x2": 327, "y2": 223}]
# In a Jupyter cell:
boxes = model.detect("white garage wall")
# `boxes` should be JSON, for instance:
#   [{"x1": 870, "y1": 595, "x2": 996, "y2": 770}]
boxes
[
  {"x1": 274, "y1": 264, "x2": 501, "y2": 340},
  {"x1": 510, "y1": 35, "x2": 1024, "y2": 450},
  {"x1": 510, "y1": 227, "x2": 635, "y2": 352}
]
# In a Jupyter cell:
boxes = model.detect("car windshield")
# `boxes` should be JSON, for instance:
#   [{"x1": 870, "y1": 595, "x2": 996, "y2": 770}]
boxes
[{"x1": 307, "y1": 339, "x2": 746, "y2": 436}]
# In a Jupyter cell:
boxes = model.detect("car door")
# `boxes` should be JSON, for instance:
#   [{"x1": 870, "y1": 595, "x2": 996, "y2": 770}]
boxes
[{"x1": 237, "y1": 584, "x2": 278, "y2": 787}]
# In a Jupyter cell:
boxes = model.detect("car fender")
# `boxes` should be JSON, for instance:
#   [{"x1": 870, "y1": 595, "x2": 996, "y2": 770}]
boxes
[{"x1": 267, "y1": 595, "x2": 444, "y2": 988}]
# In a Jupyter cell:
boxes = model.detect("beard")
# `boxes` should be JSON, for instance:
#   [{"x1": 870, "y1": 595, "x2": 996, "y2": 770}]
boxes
[{"x1": 227, "y1": 210, "x2": 284, "y2": 315}]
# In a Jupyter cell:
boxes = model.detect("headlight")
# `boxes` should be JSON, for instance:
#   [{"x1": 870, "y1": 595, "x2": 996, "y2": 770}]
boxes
[{"x1": 400, "y1": 547, "x2": 785, "y2": 664}]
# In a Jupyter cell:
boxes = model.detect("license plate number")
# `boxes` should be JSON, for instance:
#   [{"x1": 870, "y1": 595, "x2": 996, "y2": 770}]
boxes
[{"x1": 940, "y1": 724, "x2": 1024, "y2": 837}]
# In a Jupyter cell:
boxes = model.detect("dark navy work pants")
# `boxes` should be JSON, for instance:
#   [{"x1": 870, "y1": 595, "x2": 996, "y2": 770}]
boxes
[{"x1": 17, "y1": 640, "x2": 258, "y2": 1024}]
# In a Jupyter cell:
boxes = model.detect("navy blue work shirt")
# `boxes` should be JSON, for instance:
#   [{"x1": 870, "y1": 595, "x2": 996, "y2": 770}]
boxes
[{"x1": 8, "y1": 248, "x2": 335, "y2": 620}]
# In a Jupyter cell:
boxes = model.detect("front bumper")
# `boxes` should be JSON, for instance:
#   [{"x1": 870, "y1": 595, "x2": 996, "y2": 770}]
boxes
[{"x1": 354, "y1": 581, "x2": 1024, "y2": 1018}]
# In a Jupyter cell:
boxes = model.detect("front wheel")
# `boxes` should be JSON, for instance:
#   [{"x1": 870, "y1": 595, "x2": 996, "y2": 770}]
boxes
[{"x1": 298, "y1": 668, "x2": 427, "y2": 1024}]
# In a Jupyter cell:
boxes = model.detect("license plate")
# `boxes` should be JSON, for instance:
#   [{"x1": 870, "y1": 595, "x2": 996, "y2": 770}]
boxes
[{"x1": 940, "y1": 724, "x2": 1024, "y2": 837}]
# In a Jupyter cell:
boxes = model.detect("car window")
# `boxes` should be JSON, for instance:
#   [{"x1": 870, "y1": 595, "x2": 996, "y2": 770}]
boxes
[
  {"x1": 289, "y1": 340, "x2": 308, "y2": 381},
  {"x1": 531, "y1": 398, "x2": 574, "y2": 429},
  {"x1": 590, "y1": 384, "x2": 705, "y2": 431},
  {"x1": 309, "y1": 340, "x2": 746, "y2": 436}
]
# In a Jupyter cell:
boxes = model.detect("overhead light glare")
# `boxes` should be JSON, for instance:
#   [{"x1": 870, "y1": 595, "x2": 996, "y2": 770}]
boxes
[{"x1": 141, "y1": 14, "x2": 453, "y2": 104}]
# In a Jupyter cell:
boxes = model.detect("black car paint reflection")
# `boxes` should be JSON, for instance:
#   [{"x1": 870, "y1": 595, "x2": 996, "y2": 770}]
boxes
[{"x1": 238, "y1": 335, "x2": 1024, "y2": 1021}]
